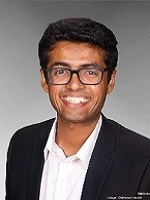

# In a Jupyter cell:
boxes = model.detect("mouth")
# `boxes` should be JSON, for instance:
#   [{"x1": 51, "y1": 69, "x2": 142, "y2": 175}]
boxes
[{"x1": 62, "y1": 96, "x2": 89, "y2": 105}]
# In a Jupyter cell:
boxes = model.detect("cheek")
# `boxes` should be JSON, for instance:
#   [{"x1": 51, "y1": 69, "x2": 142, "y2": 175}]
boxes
[
  {"x1": 92, "y1": 84, "x2": 107, "y2": 97},
  {"x1": 48, "y1": 86, "x2": 61, "y2": 106},
  {"x1": 92, "y1": 85, "x2": 108, "y2": 105}
]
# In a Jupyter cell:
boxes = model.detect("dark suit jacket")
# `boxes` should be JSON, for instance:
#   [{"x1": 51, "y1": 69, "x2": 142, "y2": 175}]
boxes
[{"x1": 6, "y1": 115, "x2": 150, "y2": 200}]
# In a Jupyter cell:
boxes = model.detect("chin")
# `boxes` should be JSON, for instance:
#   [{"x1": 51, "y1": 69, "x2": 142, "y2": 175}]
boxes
[{"x1": 60, "y1": 113, "x2": 98, "y2": 124}]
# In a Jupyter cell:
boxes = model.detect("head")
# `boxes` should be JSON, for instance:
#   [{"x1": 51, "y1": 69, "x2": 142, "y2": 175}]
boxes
[
  {"x1": 38, "y1": 18, "x2": 118, "y2": 82},
  {"x1": 38, "y1": 18, "x2": 118, "y2": 124}
]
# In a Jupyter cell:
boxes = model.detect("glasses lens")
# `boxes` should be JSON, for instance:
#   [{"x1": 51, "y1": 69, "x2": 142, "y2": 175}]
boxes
[
  {"x1": 79, "y1": 68, "x2": 102, "y2": 84},
  {"x1": 48, "y1": 68, "x2": 70, "y2": 84}
]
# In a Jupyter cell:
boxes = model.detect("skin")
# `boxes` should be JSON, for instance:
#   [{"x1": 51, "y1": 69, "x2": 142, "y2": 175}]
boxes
[{"x1": 40, "y1": 41, "x2": 116, "y2": 156}]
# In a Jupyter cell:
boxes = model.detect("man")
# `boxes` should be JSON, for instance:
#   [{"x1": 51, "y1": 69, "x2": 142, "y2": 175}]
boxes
[{"x1": 6, "y1": 18, "x2": 150, "y2": 200}]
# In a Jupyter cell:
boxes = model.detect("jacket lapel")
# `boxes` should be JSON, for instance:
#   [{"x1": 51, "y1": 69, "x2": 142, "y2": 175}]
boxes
[
  {"x1": 81, "y1": 116, "x2": 116, "y2": 200},
  {"x1": 27, "y1": 119, "x2": 55, "y2": 200}
]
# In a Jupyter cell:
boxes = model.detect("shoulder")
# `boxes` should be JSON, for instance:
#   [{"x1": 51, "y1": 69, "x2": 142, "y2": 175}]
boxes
[
  {"x1": 103, "y1": 116, "x2": 150, "y2": 159},
  {"x1": 8, "y1": 118, "x2": 55, "y2": 149}
]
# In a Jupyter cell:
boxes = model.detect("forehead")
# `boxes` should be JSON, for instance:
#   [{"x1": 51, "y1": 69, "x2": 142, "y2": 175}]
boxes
[{"x1": 48, "y1": 41, "x2": 106, "y2": 66}]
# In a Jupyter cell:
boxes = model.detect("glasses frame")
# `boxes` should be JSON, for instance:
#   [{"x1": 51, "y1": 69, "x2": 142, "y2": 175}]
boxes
[{"x1": 43, "y1": 66, "x2": 108, "y2": 85}]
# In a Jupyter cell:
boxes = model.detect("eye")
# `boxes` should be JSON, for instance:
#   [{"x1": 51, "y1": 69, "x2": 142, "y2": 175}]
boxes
[
  {"x1": 87, "y1": 70, "x2": 97, "y2": 75},
  {"x1": 53, "y1": 68, "x2": 67, "y2": 75},
  {"x1": 56, "y1": 69, "x2": 64, "y2": 74},
  {"x1": 84, "y1": 68, "x2": 99, "y2": 76}
]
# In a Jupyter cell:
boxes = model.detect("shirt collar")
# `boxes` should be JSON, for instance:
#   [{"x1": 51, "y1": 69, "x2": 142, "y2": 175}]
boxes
[
  {"x1": 44, "y1": 118, "x2": 57, "y2": 161},
  {"x1": 75, "y1": 116, "x2": 102, "y2": 168},
  {"x1": 44, "y1": 116, "x2": 102, "y2": 168}
]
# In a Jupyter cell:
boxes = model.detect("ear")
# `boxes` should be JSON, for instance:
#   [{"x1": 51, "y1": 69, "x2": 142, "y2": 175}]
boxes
[
  {"x1": 40, "y1": 68, "x2": 49, "y2": 93},
  {"x1": 107, "y1": 70, "x2": 116, "y2": 94}
]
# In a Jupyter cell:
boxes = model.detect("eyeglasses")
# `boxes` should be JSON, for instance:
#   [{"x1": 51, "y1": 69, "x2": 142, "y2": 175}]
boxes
[{"x1": 43, "y1": 66, "x2": 108, "y2": 85}]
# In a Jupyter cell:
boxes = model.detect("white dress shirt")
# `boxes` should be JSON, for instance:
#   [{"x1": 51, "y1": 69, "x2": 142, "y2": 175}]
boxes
[{"x1": 39, "y1": 116, "x2": 102, "y2": 200}]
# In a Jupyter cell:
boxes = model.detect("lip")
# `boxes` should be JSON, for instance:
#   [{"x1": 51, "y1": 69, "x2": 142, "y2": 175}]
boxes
[{"x1": 61, "y1": 96, "x2": 90, "y2": 106}]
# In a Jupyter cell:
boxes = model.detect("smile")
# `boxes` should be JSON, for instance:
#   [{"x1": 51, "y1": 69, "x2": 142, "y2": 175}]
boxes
[{"x1": 63, "y1": 96, "x2": 89, "y2": 104}]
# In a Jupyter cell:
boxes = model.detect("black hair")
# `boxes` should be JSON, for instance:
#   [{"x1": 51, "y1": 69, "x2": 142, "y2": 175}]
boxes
[{"x1": 38, "y1": 18, "x2": 118, "y2": 80}]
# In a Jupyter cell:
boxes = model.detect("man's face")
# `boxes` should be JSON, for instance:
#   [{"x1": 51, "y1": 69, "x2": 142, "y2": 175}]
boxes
[{"x1": 41, "y1": 41, "x2": 116, "y2": 124}]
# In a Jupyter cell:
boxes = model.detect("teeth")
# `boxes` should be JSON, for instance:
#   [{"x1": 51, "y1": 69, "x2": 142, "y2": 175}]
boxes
[{"x1": 64, "y1": 97, "x2": 88, "y2": 104}]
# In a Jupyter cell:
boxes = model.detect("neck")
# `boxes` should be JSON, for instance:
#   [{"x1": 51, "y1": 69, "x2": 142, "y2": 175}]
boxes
[{"x1": 55, "y1": 116, "x2": 100, "y2": 157}]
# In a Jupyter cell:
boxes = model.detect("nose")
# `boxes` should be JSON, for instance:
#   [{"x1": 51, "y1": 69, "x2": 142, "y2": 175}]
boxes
[{"x1": 66, "y1": 73, "x2": 85, "y2": 90}]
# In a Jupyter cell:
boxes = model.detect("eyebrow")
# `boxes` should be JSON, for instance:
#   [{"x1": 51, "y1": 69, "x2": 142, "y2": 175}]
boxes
[
  {"x1": 81, "y1": 63, "x2": 101, "y2": 68},
  {"x1": 50, "y1": 61, "x2": 102, "y2": 69},
  {"x1": 51, "y1": 62, "x2": 70, "y2": 68}
]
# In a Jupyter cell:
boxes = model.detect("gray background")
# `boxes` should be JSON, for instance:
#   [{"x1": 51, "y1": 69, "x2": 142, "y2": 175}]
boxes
[{"x1": 0, "y1": 1, "x2": 150, "y2": 198}]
